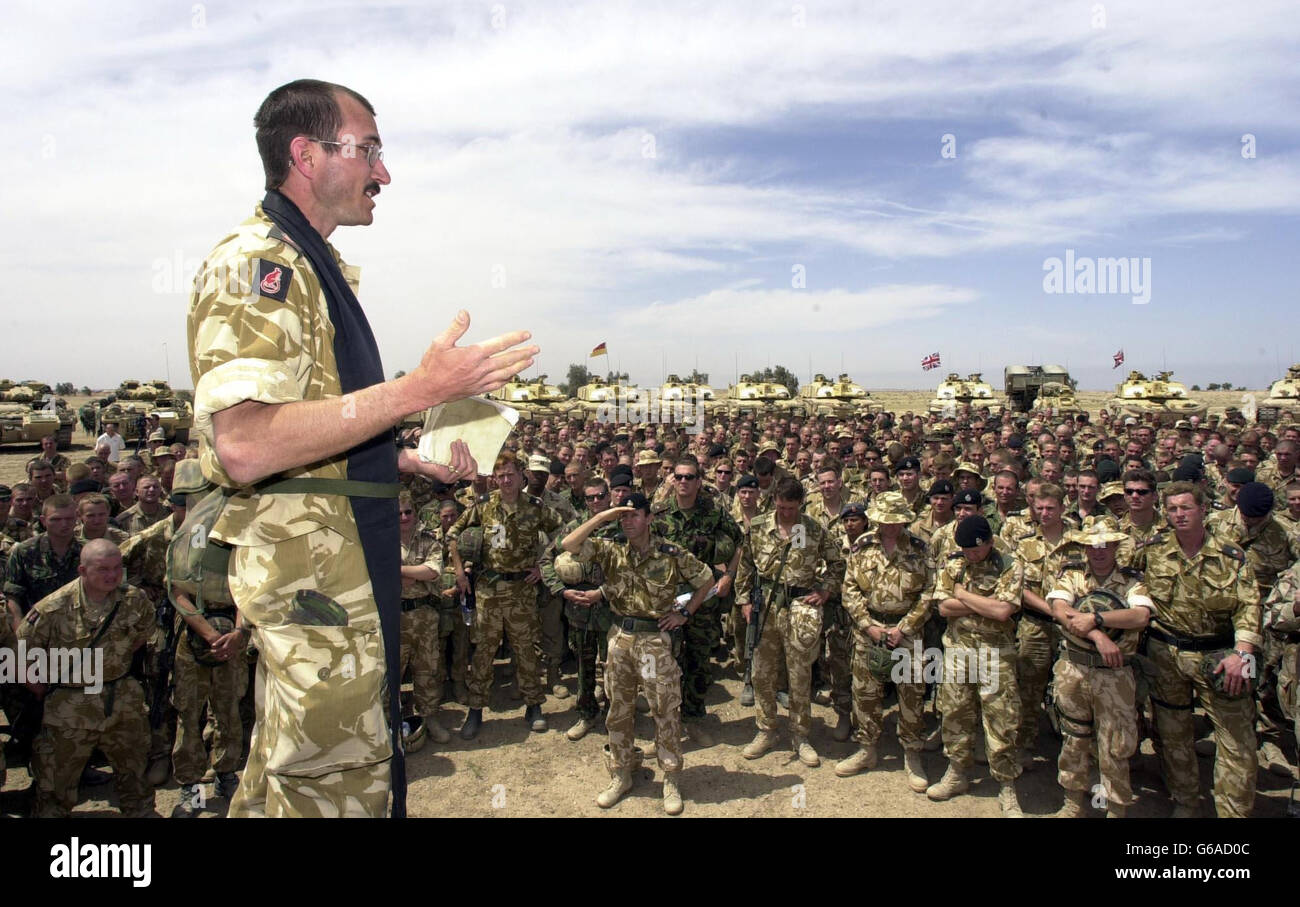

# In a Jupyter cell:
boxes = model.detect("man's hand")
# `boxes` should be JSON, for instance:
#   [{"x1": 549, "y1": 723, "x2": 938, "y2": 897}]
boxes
[
  {"x1": 1093, "y1": 634, "x2": 1123, "y2": 669},
  {"x1": 715, "y1": 574, "x2": 734, "y2": 599},
  {"x1": 397, "y1": 441, "x2": 477, "y2": 485},
  {"x1": 210, "y1": 631, "x2": 246, "y2": 662},
  {"x1": 524, "y1": 566, "x2": 542, "y2": 585},
  {"x1": 741, "y1": 603, "x2": 753, "y2": 623},
  {"x1": 601, "y1": 506, "x2": 634, "y2": 521},
  {"x1": 1214, "y1": 652, "x2": 1253, "y2": 697},
  {"x1": 564, "y1": 589, "x2": 601, "y2": 606},
  {"x1": 866, "y1": 625, "x2": 884, "y2": 644},
  {"x1": 885, "y1": 626, "x2": 904, "y2": 648},
  {"x1": 800, "y1": 589, "x2": 830, "y2": 608},
  {"x1": 1064, "y1": 610, "x2": 1096, "y2": 638},
  {"x1": 403, "y1": 311, "x2": 539, "y2": 411},
  {"x1": 455, "y1": 571, "x2": 470, "y2": 595},
  {"x1": 658, "y1": 612, "x2": 688, "y2": 631}
]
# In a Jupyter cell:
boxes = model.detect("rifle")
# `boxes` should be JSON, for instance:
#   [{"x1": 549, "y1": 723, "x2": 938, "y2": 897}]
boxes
[
  {"x1": 741, "y1": 537, "x2": 791, "y2": 698},
  {"x1": 150, "y1": 599, "x2": 179, "y2": 729}
]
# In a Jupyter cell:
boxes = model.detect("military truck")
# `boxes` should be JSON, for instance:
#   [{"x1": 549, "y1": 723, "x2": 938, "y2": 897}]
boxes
[
  {"x1": 1004, "y1": 365, "x2": 1075, "y2": 413},
  {"x1": 796, "y1": 373, "x2": 882, "y2": 419},
  {"x1": 486, "y1": 374, "x2": 577, "y2": 422},
  {"x1": 722, "y1": 375, "x2": 798, "y2": 418},
  {"x1": 928, "y1": 372, "x2": 1003, "y2": 417},
  {"x1": 96, "y1": 379, "x2": 194, "y2": 444},
  {"x1": 1108, "y1": 370, "x2": 1206, "y2": 425},
  {"x1": 1257, "y1": 364, "x2": 1300, "y2": 425},
  {"x1": 0, "y1": 380, "x2": 63, "y2": 448}
]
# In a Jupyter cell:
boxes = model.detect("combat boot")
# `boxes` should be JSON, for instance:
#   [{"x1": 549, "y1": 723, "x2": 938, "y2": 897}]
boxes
[
  {"x1": 145, "y1": 755, "x2": 171, "y2": 787},
  {"x1": 171, "y1": 784, "x2": 202, "y2": 818},
  {"x1": 794, "y1": 736, "x2": 820, "y2": 767},
  {"x1": 776, "y1": 690, "x2": 791, "y2": 709},
  {"x1": 662, "y1": 772, "x2": 684, "y2": 816},
  {"x1": 742, "y1": 729, "x2": 779, "y2": 760},
  {"x1": 684, "y1": 720, "x2": 715, "y2": 748},
  {"x1": 1059, "y1": 789, "x2": 1087, "y2": 818},
  {"x1": 925, "y1": 764, "x2": 970, "y2": 801},
  {"x1": 922, "y1": 724, "x2": 942, "y2": 752},
  {"x1": 566, "y1": 717, "x2": 596, "y2": 741},
  {"x1": 596, "y1": 770, "x2": 633, "y2": 809},
  {"x1": 460, "y1": 708, "x2": 483, "y2": 740},
  {"x1": 426, "y1": 717, "x2": 452, "y2": 744},
  {"x1": 831, "y1": 713, "x2": 851, "y2": 742},
  {"x1": 547, "y1": 664, "x2": 570, "y2": 700},
  {"x1": 998, "y1": 780, "x2": 1024, "y2": 818},
  {"x1": 525, "y1": 703, "x2": 547, "y2": 732},
  {"x1": 834, "y1": 745, "x2": 878, "y2": 777},
  {"x1": 215, "y1": 771, "x2": 239, "y2": 800},
  {"x1": 903, "y1": 750, "x2": 928, "y2": 792},
  {"x1": 739, "y1": 683, "x2": 755, "y2": 707}
]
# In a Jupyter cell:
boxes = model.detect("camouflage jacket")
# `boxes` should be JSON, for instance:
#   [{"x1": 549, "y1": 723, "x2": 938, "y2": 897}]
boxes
[
  {"x1": 2, "y1": 516, "x2": 33, "y2": 544},
  {"x1": 77, "y1": 526, "x2": 131, "y2": 547},
  {"x1": 16, "y1": 580, "x2": 154, "y2": 729},
  {"x1": 843, "y1": 530, "x2": 932, "y2": 638},
  {"x1": 4, "y1": 534, "x2": 83, "y2": 614},
  {"x1": 803, "y1": 489, "x2": 863, "y2": 533},
  {"x1": 735, "y1": 513, "x2": 844, "y2": 606},
  {"x1": 998, "y1": 510, "x2": 1034, "y2": 543},
  {"x1": 400, "y1": 527, "x2": 443, "y2": 600},
  {"x1": 932, "y1": 548, "x2": 1024, "y2": 649},
  {"x1": 542, "y1": 516, "x2": 623, "y2": 596},
  {"x1": 909, "y1": 510, "x2": 954, "y2": 548},
  {"x1": 1206, "y1": 509, "x2": 1299, "y2": 597},
  {"x1": 119, "y1": 516, "x2": 174, "y2": 604},
  {"x1": 1134, "y1": 530, "x2": 1262, "y2": 648},
  {"x1": 1008, "y1": 525, "x2": 1083, "y2": 598},
  {"x1": 1254, "y1": 463, "x2": 1297, "y2": 511},
  {"x1": 1046, "y1": 564, "x2": 1152, "y2": 656},
  {"x1": 651, "y1": 493, "x2": 742, "y2": 570},
  {"x1": 446, "y1": 490, "x2": 563, "y2": 574},
  {"x1": 575, "y1": 534, "x2": 712, "y2": 620}
]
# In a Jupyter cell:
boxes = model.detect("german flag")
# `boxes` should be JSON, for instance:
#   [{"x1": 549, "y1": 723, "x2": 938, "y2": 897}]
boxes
[{"x1": 590, "y1": 342, "x2": 607, "y2": 357}]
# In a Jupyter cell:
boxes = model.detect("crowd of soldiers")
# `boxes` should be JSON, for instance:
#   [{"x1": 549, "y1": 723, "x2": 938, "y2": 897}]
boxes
[{"x1": 3, "y1": 402, "x2": 1299, "y2": 818}]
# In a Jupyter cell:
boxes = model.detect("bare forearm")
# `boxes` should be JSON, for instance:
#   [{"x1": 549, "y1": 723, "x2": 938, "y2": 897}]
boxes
[
  {"x1": 561, "y1": 513, "x2": 610, "y2": 554},
  {"x1": 959, "y1": 590, "x2": 1015, "y2": 621},
  {"x1": 1022, "y1": 590, "x2": 1053, "y2": 616}
]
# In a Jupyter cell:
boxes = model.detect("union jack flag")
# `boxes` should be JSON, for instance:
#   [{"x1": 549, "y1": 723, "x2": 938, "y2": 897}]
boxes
[
  {"x1": 1113, "y1": 349, "x2": 1124, "y2": 369},
  {"x1": 921, "y1": 352, "x2": 941, "y2": 371}
]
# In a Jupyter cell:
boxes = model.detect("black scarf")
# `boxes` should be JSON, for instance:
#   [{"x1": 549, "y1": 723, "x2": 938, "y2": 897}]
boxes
[{"x1": 261, "y1": 190, "x2": 406, "y2": 818}]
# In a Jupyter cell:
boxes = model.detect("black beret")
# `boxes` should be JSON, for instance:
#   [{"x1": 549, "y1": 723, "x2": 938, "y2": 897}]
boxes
[
  {"x1": 549, "y1": 460, "x2": 566, "y2": 476},
  {"x1": 1225, "y1": 467, "x2": 1256, "y2": 485},
  {"x1": 1096, "y1": 458, "x2": 1121, "y2": 483},
  {"x1": 954, "y1": 489, "x2": 984, "y2": 508},
  {"x1": 707, "y1": 443, "x2": 727, "y2": 458},
  {"x1": 0, "y1": 484, "x2": 10, "y2": 501},
  {"x1": 69, "y1": 479, "x2": 100, "y2": 496},
  {"x1": 1237, "y1": 482, "x2": 1274, "y2": 518},
  {"x1": 954, "y1": 515, "x2": 993, "y2": 547},
  {"x1": 927, "y1": 479, "x2": 955, "y2": 497},
  {"x1": 610, "y1": 464, "x2": 634, "y2": 479},
  {"x1": 609, "y1": 473, "x2": 633, "y2": 489},
  {"x1": 1006, "y1": 435, "x2": 1024, "y2": 450},
  {"x1": 625, "y1": 492, "x2": 651, "y2": 513},
  {"x1": 840, "y1": 502, "x2": 867, "y2": 520},
  {"x1": 896, "y1": 456, "x2": 921, "y2": 473},
  {"x1": 736, "y1": 475, "x2": 759, "y2": 489},
  {"x1": 1171, "y1": 463, "x2": 1203, "y2": 482}
]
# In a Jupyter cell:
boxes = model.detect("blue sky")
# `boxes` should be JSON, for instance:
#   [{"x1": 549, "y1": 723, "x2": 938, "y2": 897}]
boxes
[{"x1": 2, "y1": 0, "x2": 1297, "y2": 392}]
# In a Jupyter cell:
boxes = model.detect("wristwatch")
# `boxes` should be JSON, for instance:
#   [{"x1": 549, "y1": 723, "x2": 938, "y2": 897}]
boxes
[
  {"x1": 1093, "y1": 612, "x2": 1105, "y2": 629},
  {"x1": 674, "y1": 602, "x2": 691, "y2": 620}
]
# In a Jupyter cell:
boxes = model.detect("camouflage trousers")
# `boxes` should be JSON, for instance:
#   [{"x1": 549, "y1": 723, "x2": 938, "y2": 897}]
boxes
[
  {"x1": 468, "y1": 578, "x2": 544, "y2": 708},
  {"x1": 228, "y1": 528, "x2": 392, "y2": 818},
  {"x1": 1278, "y1": 641, "x2": 1299, "y2": 749},
  {"x1": 568, "y1": 602, "x2": 612, "y2": 722},
  {"x1": 729, "y1": 599, "x2": 747, "y2": 667},
  {"x1": 171, "y1": 633, "x2": 249, "y2": 785},
  {"x1": 678, "y1": 598, "x2": 723, "y2": 720},
  {"x1": 536, "y1": 589, "x2": 566, "y2": 671},
  {"x1": 937, "y1": 643, "x2": 1022, "y2": 783},
  {"x1": 754, "y1": 601, "x2": 822, "y2": 738},
  {"x1": 32, "y1": 679, "x2": 154, "y2": 818},
  {"x1": 851, "y1": 629, "x2": 925, "y2": 749},
  {"x1": 441, "y1": 609, "x2": 470, "y2": 687},
  {"x1": 1147, "y1": 638, "x2": 1256, "y2": 817},
  {"x1": 823, "y1": 601, "x2": 854, "y2": 717},
  {"x1": 1053, "y1": 657, "x2": 1138, "y2": 806},
  {"x1": 606, "y1": 625, "x2": 683, "y2": 772},
  {"x1": 1016, "y1": 617, "x2": 1057, "y2": 750},
  {"x1": 399, "y1": 604, "x2": 442, "y2": 718}
]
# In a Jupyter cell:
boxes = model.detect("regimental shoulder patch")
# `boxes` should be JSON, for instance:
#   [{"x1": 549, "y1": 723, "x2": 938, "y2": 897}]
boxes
[
  {"x1": 947, "y1": 550, "x2": 965, "y2": 560},
  {"x1": 254, "y1": 259, "x2": 292, "y2": 302},
  {"x1": 1220, "y1": 544, "x2": 1246, "y2": 564},
  {"x1": 1119, "y1": 566, "x2": 1145, "y2": 579},
  {"x1": 24, "y1": 610, "x2": 40, "y2": 626},
  {"x1": 658, "y1": 543, "x2": 681, "y2": 556}
]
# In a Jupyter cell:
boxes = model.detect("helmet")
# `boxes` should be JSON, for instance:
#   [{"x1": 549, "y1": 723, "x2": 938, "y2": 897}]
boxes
[
  {"x1": 1062, "y1": 589, "x2": 1126, "y2": 648},
  {"x1": 1201, "y1": 651, "x2": 1253, "y2": 700},
  {"x1": 554, "y1": 552, "x2": 585, "y2": 585},
  {"x1": 402, "y1": 716, "x2": 428, "y2": 754}
]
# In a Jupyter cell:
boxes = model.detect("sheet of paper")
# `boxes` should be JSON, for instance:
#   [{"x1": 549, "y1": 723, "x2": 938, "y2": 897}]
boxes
[{"x1": 417, "y1": 396, "x2": 519, "y2": 476}]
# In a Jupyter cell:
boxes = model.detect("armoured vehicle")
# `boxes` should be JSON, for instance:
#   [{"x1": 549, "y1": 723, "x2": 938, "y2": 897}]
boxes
[
  {"x1": 0, "y1": 380, "x2": 64, "y2": 448},
  {"x1": 96, "y1": 379, "x2": 195, "y2": 444},
  {"x1": 655, "y1": 374, "x2": 715, "y2": 425},
  {"x1": 574, "y1": 376, "x2": 641, "y2": 420},
  {"x1": 486, "y1": 375, "x2": 577, "y2": 422},
  {"x1": 1107, "y1": 370, "x2": 1206, "y2": 424},
  {"x1": 1004, "y1": 365, "x2": 1076, "y2": 413},
  {"x1": 722, "y1": 375, "x2": 798, "y2": 418},
  {"x1": 928, "y1": 372, "x2": 1003, "y2": 417},
  {"x1": 1257, "y1": 363, "x2": 1300, "y2": 425},
  {"x1": 796, "y1": 373, "x2": 882, "y2": 419}
]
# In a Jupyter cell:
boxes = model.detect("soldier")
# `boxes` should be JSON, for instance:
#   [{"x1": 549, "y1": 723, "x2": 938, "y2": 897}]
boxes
[
  {"x1": 910, "y1": 479, "x2": 955, "y2": 546},
  {"x1": 36, "y1": 435, "x2": 70, "y2": 490},
  {"x1": 1118, "y1": 468, "x2": 1163, "y2": 557},
  {"x1": 27, "y1": 460, "x2": 58, "y2": 509},
  {"x1": 651, "y1": 454, "x2": 741, "y2": 746},
  {"x1": 1136, "y1": 482, "x2": 1260, "y2": 817},
  {"x1": 895, "y1": 456, "x2": 926, "y2": 512},
  {"x1": 836, "y1": 493, "x2": 932, "y2": 790},
  {"x1": 1256, "y1": 440, "x2": 1297, "y2": 509},
  {"x1": 112, "y1": 476, "x2": 170, "y2": 534},
  {"x1": 927, "y1": 515, "x2": 1026, "y2": 816},
  {"x1": 1274, "y1": 480, "x2": 1300, "y2": 539},
  {"x1": 5, "y1": 495, "x2": 82, "y2": 628},
  {"x1": 1046, "y1": 520, "x2": 1152, "y2": 817},
  {"x1": 451, "y1": 453, "x2": 564, "y2": 738},
  {"x1": 75, "y1": 494, "x2": 130, "y2": 546},
  {"x1": 106, "y1": 470, "x2": 136, "y2": 519},
  {"x1": 1207, "y1": 482, "x2": 1298, "y2": 598},
  {"x1": 189, "y1": 79, "x2": 535, "y2": 817},
  {"x1": 397, "y1": 490, "x2": 453, "y2": 745},
  {"x1": 1262, "y1": 560, "x2": 1300, "y2": 779},
  {"x1": 17, "y1": 540, "x2": 156, "y2": 817},
  {"x1": 562, "y1": 494, "x2": 713, "y2": 814},
  {"x1": 737, "y1": 478, "x2": 845, "y2": 767}
]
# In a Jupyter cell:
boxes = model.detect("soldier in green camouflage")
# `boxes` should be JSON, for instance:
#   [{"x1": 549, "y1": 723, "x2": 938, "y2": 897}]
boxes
[
  {"x1": 837, "y1": 492, "x2": 932, "y2": 790},
  {"x1": 1135, "y1": 482, "x2": 1260, "y2": 818},
  {"x1": 1046, "y1": 520, "x2": 1153, "y2": 817},
  {"x1": 398, "y1": 491, "x2": 452, "y2": 744},
  {"x1": 17, "y1": 540, "x2": 156, "y2": 817},
  {"x1": 563, "y1": 494, "x2": 714, "y2": 814},
  {"x1": 5, "y1": 495, "x2": 82, "y2": 627},
  {"x1": 737, "y1": 477, "x2": 845, "y2": 767}
]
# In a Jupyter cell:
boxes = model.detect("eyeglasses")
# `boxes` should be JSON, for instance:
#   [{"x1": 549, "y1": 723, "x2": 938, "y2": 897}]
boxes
[
  {"x1": 311, "y1": 138, "x2": 384, "y2": 167},
  {"x1": 1124, "y1": 487, "x2": 1152, "y2": 496},
  {"x1": 715, "y1": 469, "x2": 733, "y2": 475},
  {"x1": 399, "y1": 509, "x2": 414, "y2": 516},
  {"x1": 673, "y1": 473, "x2": 699, "y2": 481},
  {"x1": 584, "y1": 492, "x2": 607, "y2": 501}
]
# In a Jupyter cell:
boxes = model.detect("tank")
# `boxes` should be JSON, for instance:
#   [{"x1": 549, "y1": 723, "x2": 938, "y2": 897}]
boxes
[
  {"x1": 486, "y1": 374, "x2": 577, "y2": 422},
  {"x1": 928, "y1": 372, "x2": 1004, "y2": 417},
  {"x1": 0, "y1": 380, "x2": 72, "y2": 448},
  {"x1": 723, "y1": 375, "x2": 798, "y2": 418},
  {"x1": 1257, "y1": 363, "x2": 1300, "y2": 425},
  {"x1": 573, "y1": 376, "x2": 641, "y2": 419},
  {"x1": 1035, "y1": 380, "x2": 1083, "y2": 417},
  {"x1": 797, "y1": 373, "x2": 882, "y2": 419},
  {"x1": 1004, "y1": 365, "x2": 1073, "y2": 413},
  {"x1": 96, "y1": 379, "x2": 194, "y2": 444},
  {"x1": 656, "y1": 374, "x2": 715, "y2": 426},
  {"x1": 1107, "y1": 370, "x2": 1206, "y2": 425}
]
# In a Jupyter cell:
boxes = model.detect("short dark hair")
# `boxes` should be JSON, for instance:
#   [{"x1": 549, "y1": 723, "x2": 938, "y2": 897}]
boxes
[
  {"x1": 254, "y1": 79, "x2": 376, "y2": 191},
  {"x1": 773, "y1": 477, "x2": 805, "y2": 502},
  {"x1": 1121, "y1": 468, "x2": 1157, "y2": 490}
]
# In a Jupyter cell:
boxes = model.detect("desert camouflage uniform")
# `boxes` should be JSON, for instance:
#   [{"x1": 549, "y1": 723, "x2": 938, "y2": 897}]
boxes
[
  {"x1": 1045, "y1": 564, "x2": 1153, "y2": 807},
  {"x1": 399, "y1": 527, "x2": 444, "y2": 718},
  {"x1": 819, "y1": 526, "x2": 864, "y2": 721},
  {"x1": 932, "y1": 549, "x2": 1024, "y2": 783},
  {"x1": 909, "y1": 510, "x2": 954, "y2": 548},
  {"x1": 1254, "y1": 464, "x2": 1297, "y2": 512},
  {"x1": 735, "y1": 513, "x2": 845, "y2": 738},
  {"x1": 430, "y1": 524, "x2": 469, "y2": 692},
  {"x1": 18, "y1": 581, "x2": 156, "y2": 817},
  {"x1": 1206, "y1": 509, "x2": 1299, "y2": 598},
  {"x1": 575, "y1": 535, "x2": 712, "y2": 771},
  {"x1": 1009, "y1": 526, "x2": 1081, "y2": 751},
  {"x1": 172, "y1": 610, "x2": 249, "y2": 788},
  {"x1": 447, "y1": 491, "x2": 563, "y2": 709},
  {"x1": 112, "y1": 503, "x2": 170, "y2": 535},
  {"x1": 1135, "y1": 531, "x2": 1261, "y2": 818},
  {"x1": 1119, "y1": 513, "x2": 1165, "y2": 567},
  {"x1": 190, "y1": 204, "x2": 393, "y2": 818},
  {"x1": 652, "y1": 494, "x2": 742, "y2": 721},
  {"x1": 842, "y1": 530, "x2": 932, "y2": 749},
  {"x1": 119, "y1": 516, "x2": 179, "y2": 764},
  {"x1": 1262, "y1": 561, "x2": 1300, "y2": 754},
  {"x1": 998, "y1": 510, "x2": 1033, "y2": 543},
  {"x1": 78, "y1": 526, "x2": 131, "y2": 547}
]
